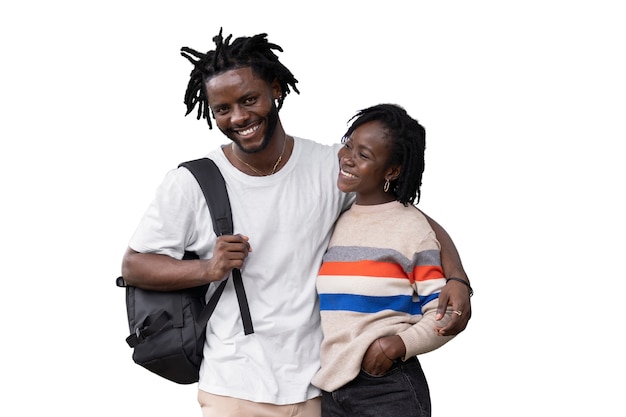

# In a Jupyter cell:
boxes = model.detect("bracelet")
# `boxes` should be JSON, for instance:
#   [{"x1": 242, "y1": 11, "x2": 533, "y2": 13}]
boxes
[
  {"x1": 377, "y1": 339, "x2": 394, "y2": 361},
  {"x1": 446, "y1": 277, "x2": 474, "y2": 297}
]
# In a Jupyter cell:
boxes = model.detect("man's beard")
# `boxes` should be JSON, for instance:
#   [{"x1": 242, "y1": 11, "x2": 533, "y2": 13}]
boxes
[{"x1": 228, "y1": 103, "x2": 279, "y2": 154}]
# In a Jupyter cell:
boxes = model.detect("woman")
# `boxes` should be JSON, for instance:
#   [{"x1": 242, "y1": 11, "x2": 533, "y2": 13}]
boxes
[{"x1": 313, "y1": 104, "x2": 460, "y2": 417}]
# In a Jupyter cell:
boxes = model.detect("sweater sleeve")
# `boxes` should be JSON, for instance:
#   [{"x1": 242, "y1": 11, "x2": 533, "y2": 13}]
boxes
[
  {"x1": 397, "y1": 300, "x2": 456, "y2": 360},
  {"x1": 397, "y1": 227, "x2": 455, "y2": 359}
]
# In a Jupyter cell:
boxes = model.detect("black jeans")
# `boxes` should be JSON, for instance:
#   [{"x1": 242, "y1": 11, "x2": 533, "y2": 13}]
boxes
[{"x1": 321, "y1": 357, "x2": 431, "y2": 417}]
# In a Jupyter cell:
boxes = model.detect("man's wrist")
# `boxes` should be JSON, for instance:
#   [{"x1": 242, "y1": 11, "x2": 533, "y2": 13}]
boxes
[{"x1": 446, "y1": 277, "x2": 474, "y2": 297}]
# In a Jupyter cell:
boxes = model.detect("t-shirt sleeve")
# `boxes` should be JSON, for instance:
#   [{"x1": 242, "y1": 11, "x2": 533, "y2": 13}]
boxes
[{"x1": 128, "y1": 168, "x2": 201, "y2": 259}]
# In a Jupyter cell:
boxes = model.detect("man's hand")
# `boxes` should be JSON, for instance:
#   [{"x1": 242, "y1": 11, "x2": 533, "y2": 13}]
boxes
[
  {"x1": 434, "y1": 279, "x2": 472, "y2": 336},
  {"x1": 206, "y1": 234, "x2": 251, "y2": 281}
]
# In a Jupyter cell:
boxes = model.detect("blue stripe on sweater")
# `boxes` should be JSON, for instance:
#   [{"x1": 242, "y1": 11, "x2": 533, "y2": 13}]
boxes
[{"x1": 319, "y1": 293, "x2": 439, "y2": 315}]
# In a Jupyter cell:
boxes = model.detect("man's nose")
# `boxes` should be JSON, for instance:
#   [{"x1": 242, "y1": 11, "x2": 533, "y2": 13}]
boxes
[{"x1": 230, "y1": 105, "x2": 249, "y2": 125}]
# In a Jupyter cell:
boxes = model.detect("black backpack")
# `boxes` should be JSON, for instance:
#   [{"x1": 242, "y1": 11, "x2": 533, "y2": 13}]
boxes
[{"x1": 116, "y1": 158, "x2": 254, "y2": 384}]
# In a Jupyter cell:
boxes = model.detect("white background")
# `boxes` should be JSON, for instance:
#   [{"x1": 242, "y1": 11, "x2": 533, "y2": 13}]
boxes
[{"x1": 1, "y1": 1, "x2": 624, "y2": 416}]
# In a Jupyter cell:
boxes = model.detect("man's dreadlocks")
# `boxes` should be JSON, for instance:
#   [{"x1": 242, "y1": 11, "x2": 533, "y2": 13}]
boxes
[{"x1": 180, "y1": 28, "x2": 300, "y2": 129}]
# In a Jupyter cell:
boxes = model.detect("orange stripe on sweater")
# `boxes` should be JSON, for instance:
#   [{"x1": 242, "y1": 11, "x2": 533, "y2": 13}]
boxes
[
  {"x1": 319, "y1": 261, "x2": 445, "y2": 283},
  {"x1": 411, "y1": 265, "x2": 445, "y2": 283},
  {"x1": 319, "y1": 260, "x2": 406, "y2": 278}
]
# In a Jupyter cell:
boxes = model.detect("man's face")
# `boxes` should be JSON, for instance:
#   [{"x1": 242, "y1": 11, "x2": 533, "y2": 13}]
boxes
[{"x1": 206, "y1": 67, "x2": 280, "y2": 154}]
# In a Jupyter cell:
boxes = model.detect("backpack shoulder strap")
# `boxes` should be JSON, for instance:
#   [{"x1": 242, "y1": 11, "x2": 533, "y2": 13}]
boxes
[
  {"x1": 179, "y1": 158, "x2": 232, "y2": 236},
  {"x1": 178, "y1": 158, "x2": 254, "y2": 335}
]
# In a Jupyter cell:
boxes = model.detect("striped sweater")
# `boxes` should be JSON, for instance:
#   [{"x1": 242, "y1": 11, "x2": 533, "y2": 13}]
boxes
[{"x1": 312, "y1": 201, "x2": 455, "y2": 392}]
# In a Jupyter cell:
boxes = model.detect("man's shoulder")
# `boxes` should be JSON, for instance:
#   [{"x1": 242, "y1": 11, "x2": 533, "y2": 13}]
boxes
[{"x1": 294, "y1": 136, "x2": 341, "y2": 155}]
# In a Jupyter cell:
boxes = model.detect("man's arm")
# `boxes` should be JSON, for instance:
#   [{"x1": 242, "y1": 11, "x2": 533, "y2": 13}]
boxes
[
  {"x1": 121, "y1": 234, "x2": 251, "y2": 291},
  {"x1": 420, "y1": 211, "x2": 472, "y2": 336}
]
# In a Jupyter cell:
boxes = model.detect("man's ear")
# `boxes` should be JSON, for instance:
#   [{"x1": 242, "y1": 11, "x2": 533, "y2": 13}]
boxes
[{"x1": 272, "y1": 79, "x2": 282, "y2": 100}]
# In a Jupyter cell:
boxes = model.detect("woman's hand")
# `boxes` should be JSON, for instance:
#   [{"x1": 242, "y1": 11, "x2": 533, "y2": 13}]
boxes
[{"x1": 361, "y1": 335, "x2": 406, "y2": 375}]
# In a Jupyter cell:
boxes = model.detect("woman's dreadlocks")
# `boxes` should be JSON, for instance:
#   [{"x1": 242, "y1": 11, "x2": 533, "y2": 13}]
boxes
[
  {"x1": 342, "y1": 104, "x2": 427, "y2": 206},
  {"x1": 180, "y1": 28, "x2": 299, "y2": 129}
]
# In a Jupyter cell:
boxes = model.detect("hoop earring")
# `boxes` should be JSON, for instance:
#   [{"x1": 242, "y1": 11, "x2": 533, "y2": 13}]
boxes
[{"x1": 383, "y1": 179, "x2": 390, "y2": 193}]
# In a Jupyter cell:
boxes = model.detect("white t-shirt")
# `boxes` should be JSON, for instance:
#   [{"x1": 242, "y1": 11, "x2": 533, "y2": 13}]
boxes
[{"x1": 129, "y1": 137, "x2": 353, "y2": 404}]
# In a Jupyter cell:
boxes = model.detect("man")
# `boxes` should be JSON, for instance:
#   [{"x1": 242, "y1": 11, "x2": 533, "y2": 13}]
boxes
[{"x1": 122, "y1": 29, "x2": 472, "y2": 417}]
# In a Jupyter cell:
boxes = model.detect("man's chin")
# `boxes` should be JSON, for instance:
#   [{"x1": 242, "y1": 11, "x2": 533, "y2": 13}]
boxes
[
  {"x1": 232, "y1": 133, "x2": 272, "y2": 154},
  {"x1": 232, "y1": 139, "x2": 265, "y2": 154}
]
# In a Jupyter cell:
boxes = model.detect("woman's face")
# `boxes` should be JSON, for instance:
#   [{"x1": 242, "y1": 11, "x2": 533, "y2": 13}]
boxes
[{"x1": 337, "y1": 120, "x2": 399, "y2": 205}]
